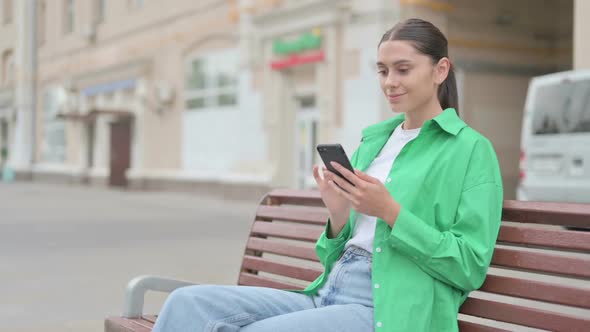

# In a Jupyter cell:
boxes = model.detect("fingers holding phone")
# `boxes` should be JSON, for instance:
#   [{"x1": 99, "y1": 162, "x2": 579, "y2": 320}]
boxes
[{"x1": 313, "y1": 165, "x2": 350, "y2": 211}]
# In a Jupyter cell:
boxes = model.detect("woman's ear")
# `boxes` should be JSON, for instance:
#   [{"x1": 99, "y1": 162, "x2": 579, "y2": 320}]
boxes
[{"x1": 435, "y1": 57, "x2": 451, "y2": 85}]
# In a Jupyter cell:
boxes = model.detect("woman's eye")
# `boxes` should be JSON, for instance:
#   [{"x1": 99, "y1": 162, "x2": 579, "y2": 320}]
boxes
[
  {"x1": 397, "y1": 68, "x2": 409, "y2": 74},
  {"x1": 377, "y1": 70, "x2": 387, "y2": 76}
]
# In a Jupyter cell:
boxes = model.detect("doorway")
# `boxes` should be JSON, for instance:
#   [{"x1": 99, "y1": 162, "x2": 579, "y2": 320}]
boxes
[
  {"x1": 109, "y1": 120, "x2": 132, "y2": 187},
  {"x1": 294, "y1": 95, "x2": 319, "y2": 189}
]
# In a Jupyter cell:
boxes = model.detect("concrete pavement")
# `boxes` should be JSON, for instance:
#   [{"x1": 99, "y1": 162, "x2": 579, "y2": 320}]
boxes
[{"x1": 0, "y1": 182, "x2": 259, "y2": 332}]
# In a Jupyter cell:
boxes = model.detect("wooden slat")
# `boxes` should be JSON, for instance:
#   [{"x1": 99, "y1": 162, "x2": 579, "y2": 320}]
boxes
[
  {"x1": 457, "y1": 319, "x2": 511, "y2": 332},
  {"x1": 104, "y1": 317, "x2": 154, "y2": 332},
  {"x1": 246, "y1": 237, "x2": 319, "y2": 262},
  {"x1": 142, "y1": 315, "x2": 157, "y2": 324},
  {"x1": 491, "y1": 247, "x2": 590, "y2": 278},
  {"x1": 266, "y1": 189, "x2": 324, "y2": 206},
  {"x1": 251, "y1": 221, "x2": 322, "y2": 242},
  {"x1": 238, "y1": 272, "x2": 304, "y2": 290},
  {"x1": 460, "y1": 297, "x2": 590, "y2": 332},
  {"x1": 502, "y1": 200, "x2": 590, "y2": 228},
  {"x1": 480, "y1": 273, "x2": 590, "y2": 309},
  {"x1": 242, "y1": 256, "x2": 322, "y2": 282},
  {"x1": 256, "y1": 205, "x2": 329, "y2": 225},
  {"x1": 498, "y1": 224, "x2": 590, "y2": 251}
]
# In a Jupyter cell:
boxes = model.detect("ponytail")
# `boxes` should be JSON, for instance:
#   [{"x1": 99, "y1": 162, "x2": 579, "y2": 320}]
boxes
[{"x1": 438, "y1": 64, "x2": 459, "y2": 115}]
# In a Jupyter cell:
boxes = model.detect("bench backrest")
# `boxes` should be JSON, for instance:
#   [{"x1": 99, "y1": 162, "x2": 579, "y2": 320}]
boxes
[{"x1": 239, "y1": 189, "x2": 590, "y2": 332}]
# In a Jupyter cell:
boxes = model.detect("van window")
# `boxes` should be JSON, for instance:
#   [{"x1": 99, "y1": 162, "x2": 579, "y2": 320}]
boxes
[{"x1": 532, "y1": 79, "x2": 590, "y2": 135}]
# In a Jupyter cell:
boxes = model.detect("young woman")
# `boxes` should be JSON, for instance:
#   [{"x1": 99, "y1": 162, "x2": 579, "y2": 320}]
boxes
[{"x1": 152, "y1": 18, "x2": 503, "y2": 332}]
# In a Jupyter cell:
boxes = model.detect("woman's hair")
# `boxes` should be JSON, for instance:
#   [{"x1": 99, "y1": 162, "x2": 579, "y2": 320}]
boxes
[{"x1": 379, "y1": 18, "x2": 459, "y2": 114}]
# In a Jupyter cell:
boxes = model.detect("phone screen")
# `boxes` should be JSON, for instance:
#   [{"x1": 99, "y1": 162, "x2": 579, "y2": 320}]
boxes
[{"x1": 316, "y1": 144, "x2": 355, "y2": 186}]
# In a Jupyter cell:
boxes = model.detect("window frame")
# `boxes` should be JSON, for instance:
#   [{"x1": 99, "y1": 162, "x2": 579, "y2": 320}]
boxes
[
  {"x1": 42, "y1": 87, "x2": 67, "y2": 163},
  {"x1": 184, "y1": 49, "x2": 240, "y2": 112},
  {"x1": 63, "y1": 0, "x2": 75, "y2": 35}
]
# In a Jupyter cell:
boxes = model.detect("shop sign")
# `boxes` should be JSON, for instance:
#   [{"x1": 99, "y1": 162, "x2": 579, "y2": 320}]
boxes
[{"x1": 270, "y1": 29, "x2": 324, "y2": 70}]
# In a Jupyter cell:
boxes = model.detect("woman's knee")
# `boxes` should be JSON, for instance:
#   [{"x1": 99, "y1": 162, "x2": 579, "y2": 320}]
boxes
[{"x1": 166, "y1": 285, "x2": 220, "y2": 307}]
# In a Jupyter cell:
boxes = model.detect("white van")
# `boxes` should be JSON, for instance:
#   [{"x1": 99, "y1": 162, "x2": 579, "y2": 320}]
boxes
[{"x1": 518, "y1": 70, "x2": 590, "y2": 203}]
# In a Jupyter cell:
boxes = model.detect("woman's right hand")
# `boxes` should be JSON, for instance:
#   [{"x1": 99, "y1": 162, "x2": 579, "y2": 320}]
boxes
[{"x1": 313, "y1": 165, "x2": 351, "y2": 238}]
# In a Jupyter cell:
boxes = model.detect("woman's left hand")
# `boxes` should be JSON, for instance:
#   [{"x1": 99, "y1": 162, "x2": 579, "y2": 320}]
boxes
[{"x1": 325, "y1": 162, "x2": 402, "y2": 227}]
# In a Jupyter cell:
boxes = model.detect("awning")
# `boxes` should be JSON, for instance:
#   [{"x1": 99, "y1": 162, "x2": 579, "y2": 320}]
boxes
[{"x1": 56, "y1": 109, "x2": 134, "y2": 122}]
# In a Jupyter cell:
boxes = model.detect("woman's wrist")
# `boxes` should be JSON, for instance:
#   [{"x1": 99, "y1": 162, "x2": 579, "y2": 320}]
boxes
[
  {"x1": 382, "y1": 198, "x2": 401, "y2": 227},
  {"x1": 327, "y1": 212, "x2": 349, "y2": 238}
]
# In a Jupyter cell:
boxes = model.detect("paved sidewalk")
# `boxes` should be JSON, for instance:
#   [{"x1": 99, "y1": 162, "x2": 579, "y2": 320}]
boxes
[{"x1": 0, "y1": 182, "x2": 258, "y2": 332}]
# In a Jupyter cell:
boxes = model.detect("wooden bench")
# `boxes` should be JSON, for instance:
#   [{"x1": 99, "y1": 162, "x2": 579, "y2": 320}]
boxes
[{"x1": 105, "y1": 189, "x2": 590, "y2": 332}]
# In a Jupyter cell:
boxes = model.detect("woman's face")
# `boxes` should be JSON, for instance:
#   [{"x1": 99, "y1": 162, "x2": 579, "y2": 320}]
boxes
[{"x1": 377, "y1": 40, "x2": 447, "y2": 114}]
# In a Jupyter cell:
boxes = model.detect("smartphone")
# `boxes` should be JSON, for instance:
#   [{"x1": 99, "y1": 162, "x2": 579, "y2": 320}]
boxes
[{"x1": 316, "y1": 144, "x2": 355, "y2": 186}]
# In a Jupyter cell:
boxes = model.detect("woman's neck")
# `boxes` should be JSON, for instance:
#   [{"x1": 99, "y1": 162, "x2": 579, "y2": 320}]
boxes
[{"x1": 402, "y1": 100, "x2": 444, "y2": 130}]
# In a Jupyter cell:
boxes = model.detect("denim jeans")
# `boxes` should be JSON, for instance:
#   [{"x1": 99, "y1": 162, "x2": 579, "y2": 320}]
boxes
[{"x1": 152, "y1": 247, "x2": 374, "y2": 332}]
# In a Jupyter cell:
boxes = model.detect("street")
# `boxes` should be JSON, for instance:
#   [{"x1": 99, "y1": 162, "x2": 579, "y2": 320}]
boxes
[{"x1": 0, "y1": 182, "x2": 258, "y2": 332}]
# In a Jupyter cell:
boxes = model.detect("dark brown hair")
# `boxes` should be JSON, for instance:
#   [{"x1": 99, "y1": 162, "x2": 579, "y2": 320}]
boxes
[{"x1": 379, "y1": 18, "x2": 459, "y2": 114}]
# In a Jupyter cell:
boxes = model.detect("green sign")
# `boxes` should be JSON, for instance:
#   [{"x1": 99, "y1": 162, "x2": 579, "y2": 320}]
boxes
[{"x1": 273, "y1": 29, "x2": 322, "y2": 55}]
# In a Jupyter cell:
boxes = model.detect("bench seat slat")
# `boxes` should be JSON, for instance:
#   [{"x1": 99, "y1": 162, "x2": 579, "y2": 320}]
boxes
[
  {"x1": 251, "y1": 221, "x2": 323, "y2": 242},
  {"x1": 498, "y1": 224, "x2": 590, "y2": 251},
  {"x1": 104, "y1": 317, "x2": 154, "y2": 332},
  {"x1": 480, "y1": 273, "x2": 590, "y2": 309},
  {"x1": 246, "y1": 238, "x2": 319, "y2": 262},
  {"x1": 460, "y1": 297, "x2": 590, "y2": 332},
  {"x1": 242, "y1": 256, "x2": 322, "y2": 282},
  {"x1": 266, "y1": 189, "x2": 324, "y2": 206},
  {"x1": 502, "y1": 200, "x2": 590, "y2": 228},
  {"x1": 457, "y1": 320, "x2": 511, "y2": 332},
  {"x1": 238, "y1": 272, "x2": 304, "y2": 290},
  {"x1": 256, "y1": 205, "x2": 328, "y2": 225},
  {"x1": 491, "y1": 247, "x2": 590, "y2": 278}
]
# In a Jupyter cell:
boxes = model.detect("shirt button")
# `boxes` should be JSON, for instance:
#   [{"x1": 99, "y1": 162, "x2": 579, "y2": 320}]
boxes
[
  {"x1": 377, "y1": 322, "x2": 383, "y2": 328},
  {"x1": 375, "y1": 247, "x2": 382, "y2": 253},
  {"x1": 374, "y1": 283, "x2": 380, "y2": 289},
  {"x1": 386, "y1": 178, "x2": 391, "y2": 183}
]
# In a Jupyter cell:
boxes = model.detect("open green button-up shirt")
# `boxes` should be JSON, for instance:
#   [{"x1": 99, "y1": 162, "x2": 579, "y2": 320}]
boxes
[{"x1": 300, "y1": 108, "x2": 503, "y2": 331}]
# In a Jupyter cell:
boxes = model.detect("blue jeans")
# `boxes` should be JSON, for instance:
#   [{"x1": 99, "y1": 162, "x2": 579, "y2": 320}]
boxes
[{"x1": 152, "y1": 247, "x2": 374, "y2": 332}]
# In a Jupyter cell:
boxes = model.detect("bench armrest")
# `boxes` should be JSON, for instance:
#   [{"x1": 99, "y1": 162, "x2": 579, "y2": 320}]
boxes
[{"x1": 123, "y1": 275, "x2": 197, "y2": 318}]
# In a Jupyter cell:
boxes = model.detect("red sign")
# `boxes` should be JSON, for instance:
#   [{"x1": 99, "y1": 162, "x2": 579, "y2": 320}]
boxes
[{"x1": 270, "y1": 50, "x2": 325, "y2": 70}]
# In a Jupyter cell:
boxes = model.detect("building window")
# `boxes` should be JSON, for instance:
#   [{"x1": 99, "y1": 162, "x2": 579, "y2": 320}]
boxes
[
  {"x1": 38, "y1": 1, "x2": 46, "y2": 46},
  {"x1": 94, "y1": 0, "x2": 106, "y2": 24},
  {"x1": 42, "y1": 88, "x2": 66, "y2": 163},
  {"x1": 185, "y1": 49, "x2": 239, "y2": 111},
  {"x1": 1, "y1": 50, "x2": 13, "y2": 85},
  {"x1": 3, "y1": 0, "x2": 12, "y2": 24},
  {"x1": 63, "y1": 0, "x2": 75, "y2": 34}
]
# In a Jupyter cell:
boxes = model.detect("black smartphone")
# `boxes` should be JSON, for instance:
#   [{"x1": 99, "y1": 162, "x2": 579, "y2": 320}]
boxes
[{"x1": 316, "y1": 144, "x2": 355, "y2": 186}]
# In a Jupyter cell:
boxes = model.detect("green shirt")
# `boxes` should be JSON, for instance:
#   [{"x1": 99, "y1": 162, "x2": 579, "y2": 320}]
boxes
[{"x1": 301, "y1": 108, "x2": 503, "y2": 331}]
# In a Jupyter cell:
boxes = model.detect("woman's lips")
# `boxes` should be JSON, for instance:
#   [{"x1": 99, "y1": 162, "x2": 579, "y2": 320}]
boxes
[{"x1": 387, "y1": 93, "x2": 406, "y2": 102}]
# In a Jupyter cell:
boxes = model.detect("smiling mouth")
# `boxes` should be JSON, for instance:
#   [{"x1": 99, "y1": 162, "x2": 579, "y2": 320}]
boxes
[{"x1": 387, "y1": 93, "x2": 406, "y2": 101}]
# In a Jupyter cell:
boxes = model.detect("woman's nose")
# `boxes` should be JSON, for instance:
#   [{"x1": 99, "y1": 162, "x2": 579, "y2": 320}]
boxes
[{"x1": 385, "y1": 73, "x2": 400, "y2": 88}]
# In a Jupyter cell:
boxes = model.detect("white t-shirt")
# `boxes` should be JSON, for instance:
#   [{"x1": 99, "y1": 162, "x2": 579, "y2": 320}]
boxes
[{"x1": 345, "y1": 122, "x2": 421, "y2": 254}]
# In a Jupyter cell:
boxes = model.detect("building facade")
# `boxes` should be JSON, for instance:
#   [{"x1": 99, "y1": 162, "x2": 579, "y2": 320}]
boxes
[{"x1": 0, "y1": 0, "x2": 583, "y2": 199}]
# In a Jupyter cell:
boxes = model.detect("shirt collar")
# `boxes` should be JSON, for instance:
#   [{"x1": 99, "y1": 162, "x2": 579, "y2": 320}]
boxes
[{"x1": 361, "y1": 108, "x2": 466, "y2": 139}]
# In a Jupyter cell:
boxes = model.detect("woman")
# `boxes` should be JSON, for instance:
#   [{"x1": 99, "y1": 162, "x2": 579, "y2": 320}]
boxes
[{"x1": 152, "y1": 18, "x2": 503, "y2": 332}]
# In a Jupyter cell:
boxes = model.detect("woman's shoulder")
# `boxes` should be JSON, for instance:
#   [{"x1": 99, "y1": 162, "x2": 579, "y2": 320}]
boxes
[
  {"x1": 455, "y1": 125, "x2": 503, "y2": 189},
  {"x1": 455, "y1": 125, "x2": 497, "y2": 155}
]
